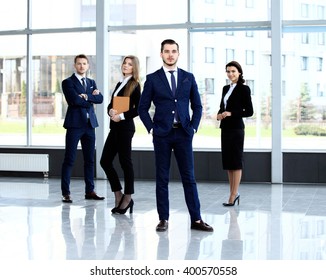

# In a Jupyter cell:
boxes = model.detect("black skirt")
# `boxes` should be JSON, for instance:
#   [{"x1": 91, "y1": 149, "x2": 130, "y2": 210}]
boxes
[{"x1": 221, "y1": 128, "x2": 244, "y2": 170}]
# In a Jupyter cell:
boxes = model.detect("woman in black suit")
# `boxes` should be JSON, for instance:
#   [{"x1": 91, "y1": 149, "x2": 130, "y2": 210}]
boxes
[
  {"x1": 100, "y1": 55, "x2": 141, "y2": 214},
  {"x1": 217, "y1": 61, "x2": 253, "y2": 206}
]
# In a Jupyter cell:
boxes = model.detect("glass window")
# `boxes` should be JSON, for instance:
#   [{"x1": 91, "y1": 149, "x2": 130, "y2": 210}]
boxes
[
  {"x1": 282, "y1": 32, "x2": 326, "y2": 150},
  {"x1": 30, "y1": 33, "x2": 96, "y2": 146},
  {"x1": 191, "y1": 30, "x2": 270, "y2": 150},
  {"x1": 0, "y1": 36, "x2": 27, "y2": 145},
  {"x1": 226, "y1": 49, "x2": 235, "y2": 63},
  {"x1": 205, "y1": 78, "x2": 215, "y2": 94},
  {"x1": 246, "y1": 50, "x2": 255, "y2": 65},
  {"x1": 317, "y1": 5, "x2": 325, "y2": 19},
  {"x1": 317, "y1": 57, "x2": 323, "y2": 71},
  {"x1": 0, "y1": 0, "x2": 26, "y2": 31},
  {"x1": 246, "y1": 0, "x2": 254, "y2": 8},
  {"x1": 31, "y1": 0, "x2": 96, "y2": 28},
  {"x1": 108, "y1": 0, "x2": 187, "y2": 26},
  {"x1": 301, "y1": 33, "x2": 309, "y2": 44},
  {"x1": 107, "y1": 30, "x2": 187, "y2": 149},
  {"x1": 246, "y1": 80, "x2": 255, "y2": 95},
  {"x1": 301, "y1": 3, "x2": 309, "y2": 18},
  {"x1": 301, "y1": 56, "x2": 308, "y2": 70},
  {"x1": 1, "y1": 0, "x2": 326, "y2": 152},
  {"x1": 283, "y1": 0, "x2": 326, "y2": 20},
  {"x1": 191, "y1": 0, "x2": 268, "y2": 22},
  {"x1": 205, "y1": 47, "x2": 215, "y2": 63},
  {"x1": 318, "y1": 33, "x2": 325, "y2": 45}
]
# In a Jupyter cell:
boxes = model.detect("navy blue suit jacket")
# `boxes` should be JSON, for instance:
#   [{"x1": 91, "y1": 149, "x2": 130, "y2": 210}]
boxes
[
  {"x1": 138, "y1": 67, "x2": 202, "y2": 136},
  {"x1": 62, "y1": 73, "x2": 103, "y2": 129}
]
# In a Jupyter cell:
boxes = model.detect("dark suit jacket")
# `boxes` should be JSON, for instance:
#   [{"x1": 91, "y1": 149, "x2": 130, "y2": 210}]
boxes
[
  {"x1": 138, "y1": 67, "x2": 202, "y2": 136},
  {"x1": 107, "y1": 80, "x2": 141, "y2": 131},
  {"x1": 62, "y1": 74, "x2": 103, "y2": 129},
  {"x1": 218, "y1": 84, "x2": 253, "y2": 129}
]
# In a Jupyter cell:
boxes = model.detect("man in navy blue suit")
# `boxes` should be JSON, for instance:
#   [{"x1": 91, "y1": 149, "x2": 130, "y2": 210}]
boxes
[
  {"x1": 138, "y1": 39, "x2": 213, "y2": 232},
  {"x1": 61, "y1": 54, "x2": 104, "y2": 203}
]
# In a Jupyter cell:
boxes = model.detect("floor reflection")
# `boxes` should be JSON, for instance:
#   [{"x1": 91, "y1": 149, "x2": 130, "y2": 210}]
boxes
[
  {"x1": 1, "y1": 177, "x2": 326, "y2": 260},
  {"x1": 221, "y1": 208, "x2": 243, "y2": 260},
  {"x1": 103, "y1": 214, "x2": 135, "y2": 260}
]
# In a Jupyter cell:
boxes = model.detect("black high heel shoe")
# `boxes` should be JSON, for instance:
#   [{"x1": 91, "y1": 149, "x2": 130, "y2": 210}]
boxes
[
  {"x1": 114, "y1": 199, "x2": 134, "y2": 214},
  {"x1": 223, "y1": 194, "x2": 240, "y2": 207},
  {"x1": 111, "y1": 194, "x2": 125, "y2": 213}
]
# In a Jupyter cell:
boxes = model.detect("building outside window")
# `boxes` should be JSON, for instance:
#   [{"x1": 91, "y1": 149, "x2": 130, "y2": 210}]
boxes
[{"x1": 0, "y1": 0, "x2": 326, "y2": 151}]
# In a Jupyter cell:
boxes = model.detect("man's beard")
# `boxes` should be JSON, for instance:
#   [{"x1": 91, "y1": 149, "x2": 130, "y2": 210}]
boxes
[{"x1": 163, "y1": 58, "x2": 178, "y2": 67}]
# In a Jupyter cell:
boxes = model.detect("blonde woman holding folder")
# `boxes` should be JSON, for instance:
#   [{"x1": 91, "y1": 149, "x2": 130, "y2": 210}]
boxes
[{"x1": 100, "y1": 55, "x2": 141, "y2": 214}]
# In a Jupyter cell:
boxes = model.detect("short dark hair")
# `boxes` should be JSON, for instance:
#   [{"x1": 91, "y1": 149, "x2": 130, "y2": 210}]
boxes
[
  {"x1": 161, "y1": 39, "x2": 179, "y2": 52},
  {"x1": 74, "y1": 54, "x2": 89, "y2": 64}
]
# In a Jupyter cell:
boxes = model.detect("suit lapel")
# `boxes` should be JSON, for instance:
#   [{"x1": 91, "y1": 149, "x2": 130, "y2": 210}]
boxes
[
  {"x1": 72, "y1": 74, "x2": 85, "y2": 92},
  {"x1": 176, "y1": 69, "x2": 184, "y2": 93},
  {"x1": 158, "y1": 68, "x2": 174, "y2": 96}
]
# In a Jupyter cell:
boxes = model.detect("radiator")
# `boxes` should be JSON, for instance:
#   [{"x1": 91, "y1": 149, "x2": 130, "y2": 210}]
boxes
[{"x1": 0, "y1": 153, "x2": 49, "y2": 176}]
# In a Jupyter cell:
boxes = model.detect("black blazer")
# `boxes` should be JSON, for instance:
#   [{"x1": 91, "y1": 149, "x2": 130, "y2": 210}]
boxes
[
  {"x1": 218, "y1": 83, "x2": 253, "y2": 129},
  {"x1": 107, "y1": 80, "x2": 141, "y2": 131}
]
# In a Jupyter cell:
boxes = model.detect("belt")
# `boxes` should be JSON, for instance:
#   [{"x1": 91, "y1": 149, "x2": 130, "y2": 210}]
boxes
[{"x1": 172, "y1": 122, "x2": 182, "y2": 128}]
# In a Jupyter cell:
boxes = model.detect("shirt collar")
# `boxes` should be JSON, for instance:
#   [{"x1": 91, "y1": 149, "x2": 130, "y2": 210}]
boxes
[
  {"x1": 75, "y1": 73, "x2": 85, "y2": 82},
  {"x1": 119, "y1": 75, "x2": 132, "y2": 83},
  {"x1": 163, "y1": 66, "x2": 178, "y2": 73}
]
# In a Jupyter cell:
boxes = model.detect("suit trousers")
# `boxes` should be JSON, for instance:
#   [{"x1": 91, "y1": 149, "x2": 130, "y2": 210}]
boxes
[
  {"x1": 61, "y1": 123, "x2": 96, "y2": 195},
  {"x1": 153, "y1": 128, "x2": 201, "y2": 223},
  {"x1": 100, "y1": 128, "x2": 135, "y2": 194}
]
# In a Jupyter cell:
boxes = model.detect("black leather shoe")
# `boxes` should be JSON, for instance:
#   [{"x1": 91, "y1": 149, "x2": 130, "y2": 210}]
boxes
[
  {"x1": 156, "y1": 220, "x2": 168, "y2": 232},
  {"x1": 62, "y1": 195, "x2": 72, "y2": 203},
  {"x1": 85, "y1": 191, "x2": 105, "y2": 200},
  {"x1": 191, "y1": 220, "x2": 213, "y2": 232}
]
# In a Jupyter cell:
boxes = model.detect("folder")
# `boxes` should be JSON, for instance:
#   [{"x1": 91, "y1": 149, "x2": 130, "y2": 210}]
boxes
[{"x1": 113, "y1": 96, "x2": 130, "y2": 114}]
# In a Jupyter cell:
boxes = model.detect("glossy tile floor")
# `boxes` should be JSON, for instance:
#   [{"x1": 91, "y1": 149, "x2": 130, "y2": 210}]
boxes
[{"x1": 0, "y1": 177, "x2": 326, "y2": 260}]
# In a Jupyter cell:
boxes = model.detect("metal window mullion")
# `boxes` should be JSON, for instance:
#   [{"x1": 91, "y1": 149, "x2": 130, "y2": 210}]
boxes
[
  {"x1": 271, "y1": 0, "x2": 283, "y2": 183},
  {"x1": 26, "y1": 0, "x2": 32, "y2": 146}
]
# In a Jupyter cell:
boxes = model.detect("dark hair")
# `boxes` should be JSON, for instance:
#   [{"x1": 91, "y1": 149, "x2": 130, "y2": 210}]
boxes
[
  {"x1": 161, "y1": 39, "x2": 179, "y2": 52},
  {"x1": 226, "y1": 61, "x2": 245, "y2": 84},
  {"x1": 74, "y1": 54, "x2": 89, "y2": 64}
]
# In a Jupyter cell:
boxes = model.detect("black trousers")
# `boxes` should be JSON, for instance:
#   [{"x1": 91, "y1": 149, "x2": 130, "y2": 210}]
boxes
[{"x1": 100, "y1": 128, "x2": 135, "y2": 194}]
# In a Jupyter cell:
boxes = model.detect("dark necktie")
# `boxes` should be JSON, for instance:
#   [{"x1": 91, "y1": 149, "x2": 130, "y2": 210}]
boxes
[
  {"x1": 169, "y1": 70, "x2": 179, "y2": 122},
  {"x1": 81, "y1": 78, "x2": 90, "y2": 119},
  {"x1": 169, "y1": 71, "x2": 176, "y2": 96},
  {"x1": 81, "y1": 77, "x2": 87, "y2": 92}
]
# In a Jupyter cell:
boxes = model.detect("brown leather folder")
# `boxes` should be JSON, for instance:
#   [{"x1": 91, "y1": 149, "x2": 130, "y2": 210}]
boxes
[{"x1": 113, "y1": 96, "x2": 130, "y2": 114}]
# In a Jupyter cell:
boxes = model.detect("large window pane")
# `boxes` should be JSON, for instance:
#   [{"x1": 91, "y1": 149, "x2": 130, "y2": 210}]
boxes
[
  {"x1": 0, "y1": 0, "x2": 26, "y2": 31},
  {"x1": 191, "y1": 0, "x2": 269, "y2": 22},
  {"x1": 30, "y1": 33, "x2": 96, "y2": 146},
  {"x1": 191, "y1": 30, "x2": 271, "y2": 149},
  {"x1": 31, "y1": 0, "x2": 96, "y2": 28},
  {"x1": 282, "y1": 32, "x2": 326, "y2": 149},
  {"x1": 0, "y1": 36, "x2": 27, "y2": 145},
  {"x1": 108, "y1": 0, "x2": 187, "y2": 25},
  {"x1": 283, "y1": 0, "x2": 326, "y2": 20},
  {"x1": 107, "y1": 30, "x2": 187, "y2": 149}
]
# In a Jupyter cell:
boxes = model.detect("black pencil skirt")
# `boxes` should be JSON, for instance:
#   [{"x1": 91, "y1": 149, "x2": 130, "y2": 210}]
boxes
[{"x1": 221, "y1": 128, "x2": 244, "y2": 170}]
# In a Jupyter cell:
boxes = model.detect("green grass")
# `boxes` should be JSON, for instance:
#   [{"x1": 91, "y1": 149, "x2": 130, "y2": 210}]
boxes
[
  {"x1": 0, "y1": 119, "x2": 321, "y2": 139},
  {"x1": 0, "y1": 120, "x2": 65, "y2": 134}
]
